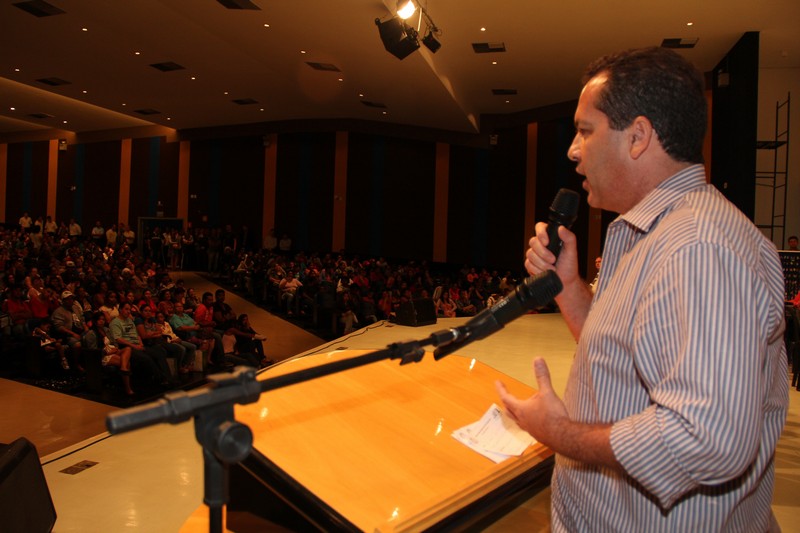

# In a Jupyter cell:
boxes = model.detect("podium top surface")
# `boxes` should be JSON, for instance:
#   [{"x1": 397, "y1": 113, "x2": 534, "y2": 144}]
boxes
[{"x1": 234, "y1": 349, "x2": 551, "y2": 532}]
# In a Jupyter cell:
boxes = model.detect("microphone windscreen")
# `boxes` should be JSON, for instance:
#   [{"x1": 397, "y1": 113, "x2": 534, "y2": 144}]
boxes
[{"x1": 549, "y1": 189, "x2": 580, "y2": 226}]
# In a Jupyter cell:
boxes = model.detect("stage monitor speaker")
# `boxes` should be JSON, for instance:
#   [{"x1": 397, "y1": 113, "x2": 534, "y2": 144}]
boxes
[
  {"x1": 395, "y1": 298, "x2": 437, "y2": 327},
  {"x1": 0, "y1": 438, "x2": 57, "y2": 533}
]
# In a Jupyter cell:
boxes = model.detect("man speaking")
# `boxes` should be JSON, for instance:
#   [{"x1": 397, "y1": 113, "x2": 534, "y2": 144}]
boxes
[{"x1": 497, "y1": 47, "x2": 788, "y2": 531}]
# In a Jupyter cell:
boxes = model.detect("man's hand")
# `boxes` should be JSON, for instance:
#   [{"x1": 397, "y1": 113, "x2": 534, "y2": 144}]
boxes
[
  {"x1": 495, "y1": 357, "x2": 568, "y2": 447},
  {"x1": 525, "y1": 223, "x2": 581, "y2": 287},
  {"x1": 496, "y1": 357, "x2": 618, "y2": 468}
]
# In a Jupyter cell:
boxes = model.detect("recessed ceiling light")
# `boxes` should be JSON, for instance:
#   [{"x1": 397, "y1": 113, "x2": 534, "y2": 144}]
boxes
[
  {"x1": 505, "y1": 100, "x2": 510, "y2": 104},
  {"x1": 10, "y1": 107, "x2": 15, "y2": 111},
  {"x1": 687, "y1": 22, "x2": 693, "y2": 26},
  {"x1": 63, "y1": 120, "x2": 68, "y2": 123},
  {"x1": 358, "y1": 93, "x2": 364, "y2": 97},
  {"x1": 134, "y1": 51, "x2": 141, "y2": 55},
  {"x1": 167, "y1": 117, "x2": 171, "y2": 121},
  {"x1": 82, "y1": 90, "x2": 87, "y2": 94},
  {"x1": 122, "y1": 103, "x2": 126, "y2": 106},
  {"x1": 480, "y1": 27, "x2": 486, "y2": 32},
  {"x1": 492, "y1": 61, "x2": 497, "y2": 65},
  {"x1": 263, "y1": 23, "x2": 270, "y2": 27},
  {"x1": 191, "y1": 76, "x2": 196, "y2": 80},
  {"x1": 382, "y1": 111, "x2": 387, "y2": 115},
  {"x1": 260, "y1": 108, "x2": 265, "y2": 111},
  {"x1": 338, "y1": 78, "x2": 343, "y2": 82},
  {"x1": 14, "y1": 68, "x2": 20, "y2": 72},
  {"x1": 224, "y1": 91, "x2": 229, "y2": 95},
  {"x1": 81, "y1": 27, "x2": 88, "y2": 32}
]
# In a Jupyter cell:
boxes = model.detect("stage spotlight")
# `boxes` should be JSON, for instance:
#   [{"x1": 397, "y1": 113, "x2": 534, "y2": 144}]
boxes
[
  {"x1": 397, "y1": 0, "x2": 416, "y2": 19},
  {"x1": 375, "y1": 17, "x2": 420, "y2": 60},
  {"x1": 422, "y1": 31, "x2": 441, "y2": 53}
]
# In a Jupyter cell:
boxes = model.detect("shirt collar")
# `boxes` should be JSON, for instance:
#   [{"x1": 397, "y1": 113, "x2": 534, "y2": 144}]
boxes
[{"x1": 616, "y1": 164, "x2": 706, "y2": 233}]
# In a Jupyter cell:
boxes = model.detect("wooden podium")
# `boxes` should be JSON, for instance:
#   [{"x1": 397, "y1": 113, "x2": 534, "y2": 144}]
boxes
[{"x1": 181, "y1": 350, "x2": 553, "y2": 532}]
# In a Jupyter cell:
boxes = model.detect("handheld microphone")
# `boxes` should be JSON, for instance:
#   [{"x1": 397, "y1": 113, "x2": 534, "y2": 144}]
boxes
[
  {"x1": 545, "y1": 188, "x2": 580, "y2": 257},
  {"x1": 431, "y1": 270, "x2": 562, "y2": 359}
]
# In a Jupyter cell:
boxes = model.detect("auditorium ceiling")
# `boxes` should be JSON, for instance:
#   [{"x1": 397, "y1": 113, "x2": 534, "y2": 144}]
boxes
[{"x1": 1, "y1": 0, "x2": 798, "y2": 140}]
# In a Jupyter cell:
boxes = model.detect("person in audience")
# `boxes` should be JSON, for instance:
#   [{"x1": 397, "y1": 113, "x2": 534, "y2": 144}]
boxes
[
  {"x1": 194, "y1": 291, "x2": 226, "y2": 367},
  {"x1": 184, "y1": 287, "x2": 199, "y2": 314},
  {"x1": 164, "y1": 228, "x2": 182, "y2": 270},
  {"x1": 121, "y1": 223, "x2": 136, "y2": 250},
  {"x1": 135, "y1": 305, "x2": 189, "y2": 377},
  {"x1": 436, "y1": 291, "x2": 457, "y2": 318},
  {"x1": 99, "y1": 290, "x2": 120, "y2": 323},
  {"x1": 18, "y1": 212, "x2": 33, "y2": 232},
  {"x1": 3, "y1": 285, "x2": 33, "y2": 337},
  {"x1": 788, "y1": 235, "x2": 799, "y2": 251},
  {"x1": 589, "y1": 256, "x2": 602, "y2": 294},
  {"x1": 32, "y1": 318, "x2": 70, "y2": 370},
  {"x1": 212, "y1": 289, "x2": 237, "y2": 329},
  {"x1": 109, "y1": 303, "x2": 171, "y2": 386},
  {"x1": 28, "y1": 277, "x2": 51, "y2": 327},
  {"x1": 155, "y1": 310, "x2": 197, "y2": 373},
  {"x1": 279, "y1": 270, "x2": 302, "y2": 315},
  {"x1": 138, "y1": 289, "x2": 158, "y2": 315},
  {"x1": 105, "y1": 223, "x2": 118, "y2": 248},
  {"x1": 68, "y1": 218, "x2": 82, "y2": 239},
  {"x1": 50, "y1": 291, "x2": 85, "y2": 370},
  {"x1": 44, "y1": 216, "x2": 58, "y2": 237},
  {"x1": 83, "y1": 312, "x2": 136, "y2": 396},
  {"x1": 90, "y1": 221, "x2": 105, "y2": 246},
  {"x1": 207, "y1": 228, "x2": 222, "y2": 273},
  {"x1": 455, "y1": 289, "x2": 477, "y2": 316}
]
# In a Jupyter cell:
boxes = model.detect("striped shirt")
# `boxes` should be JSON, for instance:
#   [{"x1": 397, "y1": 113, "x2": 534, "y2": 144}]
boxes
[{"x1": 552, "y1": 165, "x2": 788, "y2": 532}]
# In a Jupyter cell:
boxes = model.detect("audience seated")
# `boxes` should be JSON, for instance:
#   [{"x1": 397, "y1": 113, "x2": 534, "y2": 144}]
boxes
[{"x1": 0, "y1": 216, "x2": 540, "y2": 402}]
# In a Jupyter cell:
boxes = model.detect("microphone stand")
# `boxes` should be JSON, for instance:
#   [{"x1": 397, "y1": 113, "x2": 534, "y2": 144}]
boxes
[{"x1": 105, "y1": 334, "x2": 467, "y2": 533}]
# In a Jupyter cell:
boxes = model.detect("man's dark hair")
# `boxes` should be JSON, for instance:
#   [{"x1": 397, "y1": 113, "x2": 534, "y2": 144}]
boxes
[{"x1": 583, "y1": 47, "x2": 707, "y2": 164}]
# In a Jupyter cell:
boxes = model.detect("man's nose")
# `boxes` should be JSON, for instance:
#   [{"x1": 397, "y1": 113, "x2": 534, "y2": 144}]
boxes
[{"x1": 567, "y1": 135, "x2": 580, "y2": 162}]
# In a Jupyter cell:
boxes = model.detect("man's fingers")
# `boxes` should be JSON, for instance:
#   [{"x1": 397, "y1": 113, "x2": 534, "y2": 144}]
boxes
[
  {"x1": 533, "y1": 357, "x2": 554, "y2": 395},
  {"x1": 495, "y1": 380, "x2": 520, "y2": 421}
]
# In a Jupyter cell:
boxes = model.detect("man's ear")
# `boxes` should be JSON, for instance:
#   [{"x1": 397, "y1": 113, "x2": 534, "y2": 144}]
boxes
[{"x1": 629, "y1": 116, "x2": 655, "y2": 159}]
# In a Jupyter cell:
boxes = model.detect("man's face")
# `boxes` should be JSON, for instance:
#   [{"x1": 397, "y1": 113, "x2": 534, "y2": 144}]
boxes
[
  {"x1": 567, "y1": 75, "x2": 631, "y2": 213},
  {"x1": 789, "y1": 238, "x2": 798, "y2": 250}
]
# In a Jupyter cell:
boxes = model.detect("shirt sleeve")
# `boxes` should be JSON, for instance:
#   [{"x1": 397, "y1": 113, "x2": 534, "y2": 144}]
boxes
[{"x1": 609, "y1": 243, "x2": 772, "y2": 508}]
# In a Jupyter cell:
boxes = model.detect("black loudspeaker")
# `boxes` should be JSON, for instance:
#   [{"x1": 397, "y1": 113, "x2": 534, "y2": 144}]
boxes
[
  {"x1": 0, "y1": 438, "x2": 57, "y2": 533},
  {"x1": 396, "y1": 298, "x2": 437, "y2": 327}
]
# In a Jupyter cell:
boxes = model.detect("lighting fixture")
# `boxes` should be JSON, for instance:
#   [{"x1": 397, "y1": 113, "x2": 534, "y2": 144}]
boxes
[
  {"x1": 397, "y1": 0, "x2": 415, "y2": 19},
  {"x1": 375, "y1": 17, "x2": 419, "y2": 60},
  {"x1": 376, "y1": 1, "x2": 442, "y2": 59},
  {"x1": 422, "y1": 31, "x2": 441, "y2": 53}
]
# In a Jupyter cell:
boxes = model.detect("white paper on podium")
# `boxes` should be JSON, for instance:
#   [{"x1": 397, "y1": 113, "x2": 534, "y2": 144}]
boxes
[{"x1": 451, "y1": 404, "x2": 536, "y2": 463}]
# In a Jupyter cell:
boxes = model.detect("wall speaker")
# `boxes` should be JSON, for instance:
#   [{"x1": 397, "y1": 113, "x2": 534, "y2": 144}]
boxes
[
  {"x1": 0, "y1": 438, "x2": 57, "y2": 533},
  {"x1": 395, "y1": 298, "x2": 437, "y2": 327}
]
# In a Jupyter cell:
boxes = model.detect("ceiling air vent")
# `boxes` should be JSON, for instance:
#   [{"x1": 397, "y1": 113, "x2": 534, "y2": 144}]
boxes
[
  {"x1": 28, "y1": 112, "x2": 55, "y2": 119},
  {"x1": 12, "y1": 0, "x2": 65, "y2": 17},
  {"x1": 306, "y1": 62, "x2": 342, "y2": 72},
  {"x1": 492, "y1": 89, "x2": 517, "y2": 96},
  {"x1": 150, "y1": 62, "x2": 186, "y2": 72},
  {"x1": 232, "y1": 98, "x2": 259, "y2": 105},
  {"x1": 661, "y1": 38, "x2": 698, "y2": 49},
  {"x1": 216, "y1": 0, "x2": 261, "y2": 9},
  {"x1": 361, "y1": 101, "x2": 387, "y2": 109},
  {"x1": 36, "y1": 77, "x2": 70, "y2": 86},
  {"x1": 134, "y1": 108, "x2": 161, "y2": 115},
  {"x1": 472, "y1": 42, "x2": 506, "y2": 54}
]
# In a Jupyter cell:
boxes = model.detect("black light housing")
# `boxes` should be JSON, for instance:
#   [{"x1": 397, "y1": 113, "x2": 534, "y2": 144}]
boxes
[
  {"x1": 375, "y1": 17, "x2": 420, "y2": 60},
  {"x1": 422, "y1": 31, "x2": 441, "y2": 53}
]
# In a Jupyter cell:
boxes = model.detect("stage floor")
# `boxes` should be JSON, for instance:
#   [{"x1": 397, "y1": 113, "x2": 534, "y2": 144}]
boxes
[{"x1": 5, "y1": 274, "x2": 799, "y2": 532}]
